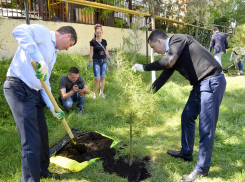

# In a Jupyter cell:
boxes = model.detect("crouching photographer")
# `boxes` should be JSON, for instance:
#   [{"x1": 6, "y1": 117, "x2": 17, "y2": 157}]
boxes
[{"x1": 59, "y1": 67, "x2": 90, "y2": 114}]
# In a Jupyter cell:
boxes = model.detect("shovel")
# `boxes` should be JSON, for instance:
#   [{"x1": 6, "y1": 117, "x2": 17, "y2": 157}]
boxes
[{"x1": 31, "y1": 60, "x2": 87, "y2": 153}]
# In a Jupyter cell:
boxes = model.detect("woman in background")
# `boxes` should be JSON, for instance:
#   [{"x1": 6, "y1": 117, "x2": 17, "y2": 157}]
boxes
[{"x1": 87, "y1": 24, "x2": 114, "y2": 99}]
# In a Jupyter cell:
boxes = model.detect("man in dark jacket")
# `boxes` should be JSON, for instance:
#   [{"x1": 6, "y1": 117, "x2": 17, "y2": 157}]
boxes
[
  {"x1": 209, "y1": 27, "x2": 229, "y2": 66},
  {"x1": 133, "y1": 29, "x2": 226, "y2": 182}
]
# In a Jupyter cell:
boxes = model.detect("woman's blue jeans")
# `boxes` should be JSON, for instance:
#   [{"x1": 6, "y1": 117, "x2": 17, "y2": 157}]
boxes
[
  {"x1": 237, "y1": 55, "x2": 245, "y2": 71},
  {"x1": 93, "y1": 60, "x2": 107, "y2": 79},
  {"x1": 61, "y1": 92, "x2": 85, "y2": 111}
]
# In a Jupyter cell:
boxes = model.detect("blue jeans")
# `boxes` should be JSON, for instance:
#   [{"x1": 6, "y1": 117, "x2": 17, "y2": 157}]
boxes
[
  {"x1": 181, "y1": 74, "x2": 226, "y2": 173},
  {"x1": 61, "y1": 92, "x2": 85, "y2": 111},
  {"x1": 237, "y1": 55, "x2": 245, "y2": 71},
  {"x1": 93, "y1": 60, "x2": 107, "y2": 79}
]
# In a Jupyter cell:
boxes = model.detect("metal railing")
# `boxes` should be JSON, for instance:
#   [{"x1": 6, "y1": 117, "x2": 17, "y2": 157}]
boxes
[{"x1": 0, "y1": 0, "x2": 233, "y2": 36}]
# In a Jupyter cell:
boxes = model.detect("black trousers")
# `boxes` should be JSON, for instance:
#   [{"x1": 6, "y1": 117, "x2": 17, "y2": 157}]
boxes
[{"x1": 4, "y1": 79, "x2": 49, "y2": 182}]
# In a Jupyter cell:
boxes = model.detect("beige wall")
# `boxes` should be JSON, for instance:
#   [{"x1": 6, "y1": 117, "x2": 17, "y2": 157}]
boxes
[{"x1": 0, "y1": 18, "x2": 152, "y2": 59}]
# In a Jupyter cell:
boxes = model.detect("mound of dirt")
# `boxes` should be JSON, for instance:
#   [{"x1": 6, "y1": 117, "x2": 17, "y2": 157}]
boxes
[{"x1": 56, "y1": 132, "x2": 151, "y2": 182}]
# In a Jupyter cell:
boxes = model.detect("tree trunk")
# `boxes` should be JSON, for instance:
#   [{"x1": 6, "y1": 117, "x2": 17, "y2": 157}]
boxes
[{"x1": 195, "y1": 21, "x2": 199, "y2": 40}]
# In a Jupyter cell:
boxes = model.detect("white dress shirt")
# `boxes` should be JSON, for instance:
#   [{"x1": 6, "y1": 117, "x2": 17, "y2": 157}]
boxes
[
  {"x1": 165, "y1": 38, "x2": 170, "y2": 53},
  {"x1": 7, "y1": 24, "x2": 57, "y2": 108}
]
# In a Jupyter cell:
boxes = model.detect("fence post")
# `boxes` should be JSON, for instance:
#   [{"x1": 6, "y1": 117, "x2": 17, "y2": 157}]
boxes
[
  {"x1": 24, "y1": 0, "x2": 30, "y2": 24},
  {"x1": 145, "y1": 16, "x2": 148, "y2": 64}
]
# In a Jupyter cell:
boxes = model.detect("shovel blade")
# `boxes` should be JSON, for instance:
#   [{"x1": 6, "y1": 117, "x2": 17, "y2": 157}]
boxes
[{"x1": 70, "y1": 138, "x2": 87, "y2": 153}]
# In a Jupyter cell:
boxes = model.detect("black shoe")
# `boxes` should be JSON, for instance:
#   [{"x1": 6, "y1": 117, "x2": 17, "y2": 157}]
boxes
[
  {"x1": 223, "y1": 69, "x2": 228, "y2": 74},
  {"x1": 180, "y1": 169, "x2": 208, "y2": 182},
  {"x1": 167, "y1": 150, "x2": 193, "y2": 161},
  {"x1": 40, "y1": 170, "x2": 61, "y2": 180}
]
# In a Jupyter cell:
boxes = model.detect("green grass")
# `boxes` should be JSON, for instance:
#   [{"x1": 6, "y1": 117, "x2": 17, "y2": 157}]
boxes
[{"x1": 0, "y1": 51, "x2": 245, "y2": 182}]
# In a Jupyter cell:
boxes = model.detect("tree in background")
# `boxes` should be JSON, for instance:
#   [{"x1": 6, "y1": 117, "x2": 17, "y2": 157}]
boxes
[
  {"x1": 231, "y1": 0, "x2": 245, "y2": 25},
  {"x1": 214, "y1": 0, "x2": 245, "y2": 26},
  {"x1": 122, "y1": 11, "x2": 148, "y2": 64}
]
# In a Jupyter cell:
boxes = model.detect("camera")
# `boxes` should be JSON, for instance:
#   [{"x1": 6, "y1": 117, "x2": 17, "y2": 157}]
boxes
[{"x1": 78, "y1": 83, "x2": 84, "y2": 89}]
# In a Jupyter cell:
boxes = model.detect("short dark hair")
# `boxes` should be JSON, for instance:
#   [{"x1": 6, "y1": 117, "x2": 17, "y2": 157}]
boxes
[
  {"x1": 148, "y1": 29, "x2": 169, "y2": 43},
  {"x1": 57, "y1": 26, "x2": 77, "y2": 45},
  {"x1": 213, "y1": 27, "x2": 219, "y2": 31},
  {"x1": 69, "y1": 67, "x2": 79, "y2": 74}
]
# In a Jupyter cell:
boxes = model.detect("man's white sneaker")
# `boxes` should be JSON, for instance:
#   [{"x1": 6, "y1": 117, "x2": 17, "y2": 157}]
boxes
[
  {"x1": 99, "y1": 93, "x2": 106, "y2": 99},
  {"x1": 92, "y1": 93, "x2": 96, "y2": 99}
]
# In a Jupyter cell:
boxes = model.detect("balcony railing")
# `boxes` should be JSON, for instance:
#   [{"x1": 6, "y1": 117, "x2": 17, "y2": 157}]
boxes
[{"x1": 0, "y1": 0, "x2": 149, "y2": 27}]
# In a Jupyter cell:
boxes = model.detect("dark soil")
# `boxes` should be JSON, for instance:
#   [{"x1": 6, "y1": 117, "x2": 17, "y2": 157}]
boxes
[{"x1": 55, "y1": 132, "x2": 151, "y2": 182}]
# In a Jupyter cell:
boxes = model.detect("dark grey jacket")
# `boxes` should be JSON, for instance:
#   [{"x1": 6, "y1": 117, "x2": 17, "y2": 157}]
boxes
[
  {"x1": 144, "y1": 34, "x2": 223, "y2": 92},
  {"x1": 209, "y1": 32, "x2": 228, "y2": 54}
]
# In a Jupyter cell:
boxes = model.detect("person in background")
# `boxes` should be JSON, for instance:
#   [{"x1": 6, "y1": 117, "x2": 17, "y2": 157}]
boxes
[
  {"x1": 87, "y1": 24, "x2": 114, "y2": 99},
  {"x1": 59, "y1": 67, "x2": 90, "y2": 114},
  {"x1": 4, "y1": 24, "x2": 77, "y2": 181},
  {"x1": 229, "y1": 46, "x2": 245, "y2": 73},
  {"x1": 209, "y1": 27, "x2": 229, "y2": 66},
  {"x1": 133, "y1": 29, "x2": 226, "y2": 182}
]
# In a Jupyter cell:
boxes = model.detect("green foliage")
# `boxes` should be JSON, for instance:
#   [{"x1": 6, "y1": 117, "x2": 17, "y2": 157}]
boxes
[
  {"x1": 189, "y1": 26, "x2": 212, "y2": 48},
  {"x1": 231, "y1": 0, "x2": 245, "y2": 25},
  {"x1": 229, "y1": 24, "x2": 245, "y2": 49},
  {"x1": 100, "y1": 9, "x2": 113, "y2": 21},
  {"x1": 0, "y1": 58, "x2": 13, "y2": 119},
  {"x1": 212, "y1": 0, "x2": 245, "y2": 26},
  {"x1": 81, "y1": 7, "x2": 96, "y2": 15},
  {"x1": 114, "y1": 17, "x2": 129, "y2": 28},
  {"x1": 143, "y1": 0, "x2": 222, "y2": 27},
  {"x1": 214, "y1": 16, "x2": 231, "y2": 27},
  {"x1": 122, "y1": 11, "x2": 149, "y2": 64},
  {"x1": 113, "y1": 50, "x2": 155, "y2": 121},
  {"x1": 80, "y1": 0, "x2": 126, "y2": 22}
]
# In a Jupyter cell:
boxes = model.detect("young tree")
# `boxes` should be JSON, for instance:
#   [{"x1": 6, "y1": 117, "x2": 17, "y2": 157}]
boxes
[
  {"x1": 117, "y1": 12, "x2": 154, "y2": 166},
  {"x1": 114, "y1": 50, "x2": 155, "y2": 166}
]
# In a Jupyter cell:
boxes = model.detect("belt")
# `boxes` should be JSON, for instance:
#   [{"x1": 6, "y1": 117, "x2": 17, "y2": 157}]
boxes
[
  {"x1": 93, "y1": 59, "x2": 106, "y2": 62},
  {"x1": 6, "y1": 76, "x2": 27, "y2": 86}
]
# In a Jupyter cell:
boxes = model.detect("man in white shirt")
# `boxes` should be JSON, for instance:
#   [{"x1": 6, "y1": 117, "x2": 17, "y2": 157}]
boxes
[{"x1": 3, "y1": 24, "x2": 77, "y2": 182}]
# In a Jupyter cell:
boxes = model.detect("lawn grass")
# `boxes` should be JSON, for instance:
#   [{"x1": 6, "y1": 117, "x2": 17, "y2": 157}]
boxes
[{"x1": 0, "y1": 50, "x2": 245, "y2": 182}]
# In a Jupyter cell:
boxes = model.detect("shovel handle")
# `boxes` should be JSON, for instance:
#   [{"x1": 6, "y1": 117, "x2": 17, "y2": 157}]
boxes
[{"x1": 30, "y1": 60, "x2": 75, "y2": 139}]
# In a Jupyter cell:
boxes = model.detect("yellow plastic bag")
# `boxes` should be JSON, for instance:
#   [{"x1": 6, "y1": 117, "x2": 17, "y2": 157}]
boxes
[
  {"x1": 50, "y1": 156, "x2": 100, "y2": 172},
  {"x1": 50, "y1": 132, "x2": 119, "y2": 172}
]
